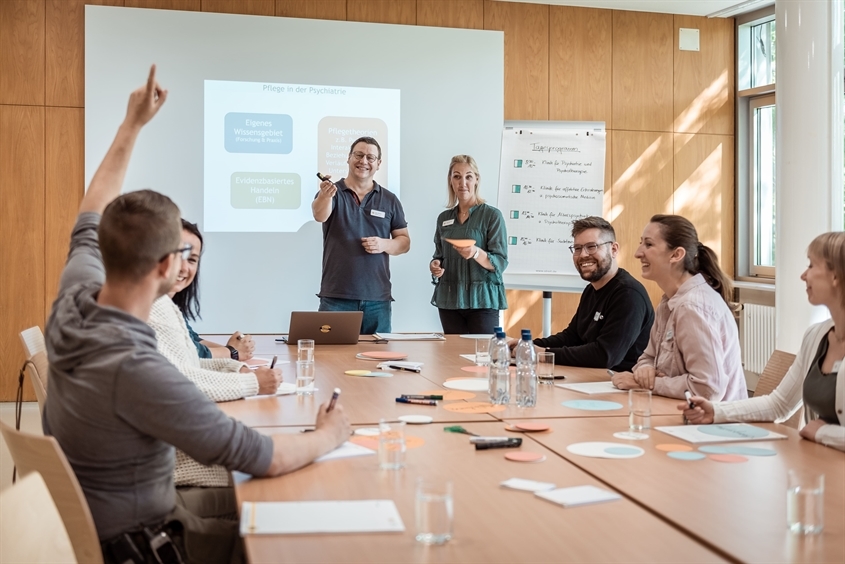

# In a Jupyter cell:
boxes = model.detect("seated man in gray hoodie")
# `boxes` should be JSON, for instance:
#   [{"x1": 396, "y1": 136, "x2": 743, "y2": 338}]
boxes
[{"x1": 42, "y1": 66, "x2": 350, "y2": 564}]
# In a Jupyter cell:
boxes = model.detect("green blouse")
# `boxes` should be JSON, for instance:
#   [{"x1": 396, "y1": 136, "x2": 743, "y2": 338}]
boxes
[{"x1": 430, "y1": 203, "x2": 508, "y2": 310}]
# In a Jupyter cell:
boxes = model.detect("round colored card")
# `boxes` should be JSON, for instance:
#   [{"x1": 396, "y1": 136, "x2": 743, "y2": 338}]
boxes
[
  {"x1": 357, "y1": 351, "x2": 408, "y2": 360},
  {"x1": 344, "y1": 370, "x2": 392, "y2": 377},
  {"x1": 708, "y1": 454, "x2": 748, "y2": 463},
  {"x1": 567, "y1": 442, "x2": 644, "y2": 459},
  {"x1": 353, "y1": 427, "x2": 380, "y2": 436},
  {"x1": 461, "y1": 365, "x2": 489, "y2": 374},
  {"x1": 444, "y1": 238, "x2": 476, "y2": 247},
  {"x1": 668, "y1": 451, "x2": 706, "y2": 461},
  {"x1": 349, "y1": 435, "x2": 426, "y2": 450},
  {"x1": 443, "y1": 379, "x2": 489, "y2": 392},
  {"x1": 698, "y1": 424, "x2": 769, "y2": 439},
  {"x1": 514, "y1": 422, "x2": 550, "y2": 432},
  {"x1": 655, "y1": 443, "x2": 693, "y2": 452},
  {"x1": 561, "y1": 400, "x2": 624, "y2": 411},
  {"x1": 421, "y1": 390, "x2": 475, "y2": 401},
  {"x1": 442, "y1": 402, "x2": 506, "y2": 414},
  {"x1": 398, "y1": 415, "x2": 432, "y2": 425},
  {"x1": 505, "y1": 451, "x2": 546, "y2": 463}
]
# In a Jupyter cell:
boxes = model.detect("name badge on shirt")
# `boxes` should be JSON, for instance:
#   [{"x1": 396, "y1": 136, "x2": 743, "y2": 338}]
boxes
[
  {"x1": 665, "y1": 330, "x2": 674, "y2": 341},
  {"x1": 833, "y1": 360, "x2": 843, "y2": 373},
  {"x1": 370, "y1": 209, "x2": 386, "y2": 218},
  {"x1": 593, "y1": 311, "x2": 603, "y2": 321},
  {"x1": 442, "y1": 219, "x2": 455, "y2": 226}
]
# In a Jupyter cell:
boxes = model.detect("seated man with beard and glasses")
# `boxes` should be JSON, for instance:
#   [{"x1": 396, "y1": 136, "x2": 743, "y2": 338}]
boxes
[{"x1": 510, "y1": 217, "x2": 654, "y2": 372}]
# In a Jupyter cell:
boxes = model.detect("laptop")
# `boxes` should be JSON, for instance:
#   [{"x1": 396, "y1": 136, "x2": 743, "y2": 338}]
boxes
[{"x1": 287, "y1": 311, "x2": 363, "y2": 345}]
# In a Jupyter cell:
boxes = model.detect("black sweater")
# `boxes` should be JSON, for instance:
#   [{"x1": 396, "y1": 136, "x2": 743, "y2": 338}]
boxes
[{"x1": 534, "y1": 268, "x2": 654, "y2": 371}]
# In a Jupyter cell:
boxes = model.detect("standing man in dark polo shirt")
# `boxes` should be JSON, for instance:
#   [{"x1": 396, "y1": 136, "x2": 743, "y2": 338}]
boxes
[
  {"x1": 511, "y1": 216, "x2": 654, "y2": 371},
  {"x1": 312, "y1": 137, "x2": 410, "y2": 333}
]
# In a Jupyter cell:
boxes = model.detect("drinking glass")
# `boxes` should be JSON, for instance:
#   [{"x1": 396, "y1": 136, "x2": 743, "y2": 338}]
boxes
[
  {"x1": 787, "y1": 470, "x2": 824, "y2": 534},
  {"x1": 295, "y1": 360, "x2": 315, "y2": 395},
  {"x1": 537, "y1": 352, "x2": 555, "y2": 384},
  {"x1": 297, "y1": 339, "x2": 315, "y2": 362},
  {"x1": 378, "y1": 419, "x2": 406, "y2": 470},
  {"x1": 628, "y1": 389, "x2": 652, "y2": 434},
  {"x1": 475, "y1": 338, "x2": 491, "y2": 366},
  {"x1": 415, "y1": 478, "x2": 453, "y2": 545}
]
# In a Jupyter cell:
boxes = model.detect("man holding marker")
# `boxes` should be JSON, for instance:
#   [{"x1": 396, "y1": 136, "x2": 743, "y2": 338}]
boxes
[{"x1": 312, "y1": 137, "x2": 410, "y2": 333}]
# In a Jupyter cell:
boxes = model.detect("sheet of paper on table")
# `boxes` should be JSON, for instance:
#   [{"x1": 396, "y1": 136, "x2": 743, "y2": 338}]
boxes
[{"x1": 240, "y1": 499, "x2": 405, "y2": 535}]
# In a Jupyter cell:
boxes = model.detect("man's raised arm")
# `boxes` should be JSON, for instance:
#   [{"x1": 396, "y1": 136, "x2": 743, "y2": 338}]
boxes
[{"x1": 79, "y1": 65, "x2": 168, "y2": 215}]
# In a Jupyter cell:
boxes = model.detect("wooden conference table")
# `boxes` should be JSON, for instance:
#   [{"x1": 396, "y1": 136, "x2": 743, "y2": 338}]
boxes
[{"x1": 208, "y1": 335, "x2": 845, "y2": 563}]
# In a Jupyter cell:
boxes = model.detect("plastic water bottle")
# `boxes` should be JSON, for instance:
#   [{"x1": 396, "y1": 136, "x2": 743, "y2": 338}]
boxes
[
  {"x1": 515, "y1": 329, "x2": 537, "y2": 407},
  {"x1": 488, "y1": 326, "x2": 502, "y2": 359},
  {"x1": 488, "y1": 330, "x2": 510, "y2": 405}
]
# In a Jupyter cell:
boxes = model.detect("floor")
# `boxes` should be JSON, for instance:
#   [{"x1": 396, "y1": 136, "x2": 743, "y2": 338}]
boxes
[{"x1": 0, "y1": 401, "x2": 42, "y2": 493}]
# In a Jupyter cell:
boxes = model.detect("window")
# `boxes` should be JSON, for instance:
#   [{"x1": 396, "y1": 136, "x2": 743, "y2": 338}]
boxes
[{"x1": 737, "y1": 8, "x2": 776, "y2": 280}]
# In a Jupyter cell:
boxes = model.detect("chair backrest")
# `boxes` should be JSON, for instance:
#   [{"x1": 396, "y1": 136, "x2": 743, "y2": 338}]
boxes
[
  {"x1": 0, "y1": 471, "x2": 77, "y2": 563},
  {"x1": 0, "y1": 420, "x2": 103, "y2": 564},
  {"x1": 24, "y1": 350, "x2": 49, "y2": 416},
  {"x1": 20, "y1": 325, "x2": 46, "y2": 358},
  {"x1": 754, "y1": 349, "x2": 803, "y2": 429}
]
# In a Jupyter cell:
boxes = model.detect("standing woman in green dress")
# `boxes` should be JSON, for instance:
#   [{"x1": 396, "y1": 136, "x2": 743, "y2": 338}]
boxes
[{"x1": 430, "y1": 155, "x2": 508, "y2": 334}]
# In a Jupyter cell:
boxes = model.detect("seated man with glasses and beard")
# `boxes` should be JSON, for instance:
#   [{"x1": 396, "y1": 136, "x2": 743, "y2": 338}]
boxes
[{"x1": 510, "y1": 217, "x2": 654, "y2": 372}]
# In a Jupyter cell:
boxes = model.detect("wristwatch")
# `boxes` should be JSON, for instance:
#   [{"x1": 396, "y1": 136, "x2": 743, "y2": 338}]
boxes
[{"x1": 225, "y1": 345, "x2": 239, "y2": 360}]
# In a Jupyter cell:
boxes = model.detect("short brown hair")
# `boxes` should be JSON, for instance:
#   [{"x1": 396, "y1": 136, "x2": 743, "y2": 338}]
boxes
[
  {"x1": 807, "y1": 231, "x2": 845, "y2": 310},
  {"x1": 98, "y1": 189, "x2": 182, "y2": 281},
  {"x1": 349, "y1": 137, "x2": 381, "y2": 160},
  {"x1": 571, "y1": 216, "x2": 615, "y2": 240}
]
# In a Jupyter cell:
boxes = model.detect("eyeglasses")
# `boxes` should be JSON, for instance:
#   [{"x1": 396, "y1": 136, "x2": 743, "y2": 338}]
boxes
[
  {"x1": 350, "y1": 151, "x2": 379, "y2": 163},
  {"x1": 160, "y1": 244, "x2": 193, "y2": 262},
  {"x1": 569, "y1": 241, "x2": 613, "y2": 255}
]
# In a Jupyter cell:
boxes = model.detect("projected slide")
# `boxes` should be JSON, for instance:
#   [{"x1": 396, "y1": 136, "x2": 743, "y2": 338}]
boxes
[{"x1": 204, "y1": 80, "x2": 400, "y2": 232}]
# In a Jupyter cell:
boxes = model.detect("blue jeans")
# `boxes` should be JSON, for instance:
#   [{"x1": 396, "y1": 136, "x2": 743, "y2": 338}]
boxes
[{"x1": 319, "y1": 297, "x2": 392, "y2": 334}]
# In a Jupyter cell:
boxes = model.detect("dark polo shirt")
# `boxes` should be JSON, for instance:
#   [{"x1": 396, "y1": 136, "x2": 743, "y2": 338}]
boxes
[{"x1": 318, "y1": 179, "x2": 407, "y2": 302}]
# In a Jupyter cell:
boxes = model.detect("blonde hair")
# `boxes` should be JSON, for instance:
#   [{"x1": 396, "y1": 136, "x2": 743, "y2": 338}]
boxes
[
  {"x1": 807, "y1": 231, "x2": 845, "y2": 310},
  {"x1": 446, "y1": 155, "x2": 485, "y2": 208}
]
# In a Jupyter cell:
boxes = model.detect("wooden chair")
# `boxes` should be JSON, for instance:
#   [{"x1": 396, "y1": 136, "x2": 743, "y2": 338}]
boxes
[
  {"x1": 753, "y1": 350, "x2": 803, "y2": 429},
  {"x1": 0, "y1": 471, "x2": 77, "y2": 563},
  {"x1": 19, "y1": 326, "x2": 49, "y2": 416},
  {"x1": 0, "y1": 420, "x2": 104, "y2": 564}
]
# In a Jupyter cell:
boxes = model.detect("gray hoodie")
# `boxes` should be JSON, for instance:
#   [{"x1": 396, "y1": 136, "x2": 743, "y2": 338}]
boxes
[{"x1": 43, "y1": 213, "x2": 273, "y2": 540}]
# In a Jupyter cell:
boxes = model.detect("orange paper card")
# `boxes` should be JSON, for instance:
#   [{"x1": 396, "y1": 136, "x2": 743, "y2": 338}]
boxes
[{"x1": 442, "y1": 402, "x2": 505, "y2": 414}]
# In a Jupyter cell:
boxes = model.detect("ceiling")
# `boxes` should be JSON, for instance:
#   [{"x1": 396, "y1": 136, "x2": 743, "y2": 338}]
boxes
[{"x1": 496, "y1": 0, "x2": 769, "y2": 17}]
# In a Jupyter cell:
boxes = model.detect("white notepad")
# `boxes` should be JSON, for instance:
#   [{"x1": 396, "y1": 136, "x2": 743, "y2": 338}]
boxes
[
  {"x1": 314, "y1": 441, "x2": 376, "y2": 463},
  {"x1": 555, "y1": 382, "x2": 624, "y2": 395},
  {"x1": 500, "y1": 478, "x2": 557, "y2": 493},
  {"x1": 240, "y1": 500, "x2": 405, "y2": 535},
  {"x1": 534, "y1": 485, "x2": 621, "y2": 507}
]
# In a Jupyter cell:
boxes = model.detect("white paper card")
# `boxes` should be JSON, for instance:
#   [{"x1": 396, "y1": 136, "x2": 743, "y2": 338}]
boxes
[
  {"x1": 500, "y1": 478, "x2": 556, "y2": 492},
  {"x1": 535, "y1": 485, "x2": 621, "y2": 507},
  {"x1": 240, "y1": 500, "x2": 405, "y2": 535},
  {"x1": 314, "y1": 441, "x2": 376, "y2": 463},
  {"x1": 245, "y1": 382, "x2": 297, "y2": 400},
  {"x1": 654, "y1": 424, "x2": 788, "y2": 444},
  {"x1": 555, "y1": 382, "x2": 624, "y2": 395},
  {"x1": 374, "y1": 333, "x2": 445, "y2": 341}
]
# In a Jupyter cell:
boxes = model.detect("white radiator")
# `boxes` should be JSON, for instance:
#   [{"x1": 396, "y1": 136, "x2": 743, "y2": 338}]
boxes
[{"x1": 739, "y1": 304, "x2": 776, "y2": 374}]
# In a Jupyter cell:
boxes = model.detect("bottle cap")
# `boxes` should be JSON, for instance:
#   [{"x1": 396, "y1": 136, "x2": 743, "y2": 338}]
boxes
[
  {"x1": 494, "y1": 326, "x2": 503, "y2": 333},
  {"x1": 496, "y1": 330, "x2": 506, "y2": 339},
  {"x1": 521, "y1": 329, "x2": 531, "y2": 339}
]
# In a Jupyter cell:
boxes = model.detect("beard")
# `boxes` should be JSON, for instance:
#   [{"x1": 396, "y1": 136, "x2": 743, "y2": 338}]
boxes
[{"x1": 576, "y1": 253, "x2": 612, "y2": 283}]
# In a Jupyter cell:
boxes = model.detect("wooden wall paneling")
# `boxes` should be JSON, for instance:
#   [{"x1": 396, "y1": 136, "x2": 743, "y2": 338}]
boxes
[
  {"x1": 484, "y1": 0, "x2": 548, "y2": 121},
  {"x1": 275, "y1": 0, "x2": 345, "y2": 20},
  {"x1": 347, "y1": 0, "x2": 416, "y2": 25},
  {"x1": 0, "y1": 106, "x2": 46, "y2": 401},
  {"x1": 611, "y1": 130, "x2": 674, "y2": 306},
  {"x1": 416, "y1": 0, "x2": 482, "y2": 29},
  {"x1": 503, "y1": 290, "x2": 542, "y2": 336},
  {"x1": 45, "y1": 108, "x2": 85, "y2": 319},
  {"x1": 611, "y1": 10, "x2": 673, "y2": 132},
  {"x1": 0, "y1": 0, "x2": 46, "y2": 106},
  {"x1": 124, "y1": 0, "x2": 200, "y2": 9},
  {"x1": 673, "y1": 15, "x2": 735, "y2": 135},
  {"x1": 203, "y1": 0, "x2": 274, "y2": 16},
  {"x1": 673, "y1": 133, "x2": 735, "y2": 277},
  {"x1": 549, "y1": 5, "x2": 611, "y2": 125}
]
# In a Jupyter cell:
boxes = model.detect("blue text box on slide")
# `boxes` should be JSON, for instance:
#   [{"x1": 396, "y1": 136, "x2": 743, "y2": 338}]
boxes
[{"x1": 225, "y1": 112, "x2": 293, "y2": 154}]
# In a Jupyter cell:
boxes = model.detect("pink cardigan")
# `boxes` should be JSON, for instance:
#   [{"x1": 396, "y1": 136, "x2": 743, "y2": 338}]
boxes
[{"x1": 634, "y1": 274, "x2": 748, "y2": 401}]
